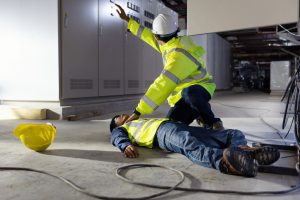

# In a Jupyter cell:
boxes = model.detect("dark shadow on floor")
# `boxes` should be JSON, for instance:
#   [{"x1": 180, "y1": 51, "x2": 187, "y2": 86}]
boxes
[{"x1": 41, "y1": 148, "x2": 172, "y2": 163}]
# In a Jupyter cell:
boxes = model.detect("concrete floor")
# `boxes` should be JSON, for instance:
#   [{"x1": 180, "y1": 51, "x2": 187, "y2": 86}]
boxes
[{"x1": 0, "y1": 91, "x2": 299, "y2": 200}]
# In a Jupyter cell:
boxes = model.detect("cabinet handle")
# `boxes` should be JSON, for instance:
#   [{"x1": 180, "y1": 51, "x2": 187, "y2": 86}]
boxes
[
  {"x1": 99, "y1": 24, "x2": 103, "y2": 36},
  {"x1": 64, "y1": 13, "x2": 68, "y2": 28}
]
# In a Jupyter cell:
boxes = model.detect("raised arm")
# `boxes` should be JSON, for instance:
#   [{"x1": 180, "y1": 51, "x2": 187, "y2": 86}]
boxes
[{"x1": 115, "y1": 4, "x2": 160, "y2": 52}]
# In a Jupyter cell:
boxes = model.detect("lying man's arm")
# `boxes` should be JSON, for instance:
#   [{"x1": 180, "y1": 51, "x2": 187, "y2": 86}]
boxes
[{"x1": 111, "y1": 127, "x2": 139, "y2": 158}]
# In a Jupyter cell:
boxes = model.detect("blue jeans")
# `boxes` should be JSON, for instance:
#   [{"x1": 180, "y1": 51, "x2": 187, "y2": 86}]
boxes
[
  {"x1": 167, "y1": 85, "x2": 220, "y2": 126},
  {"x1": 156, "y1": 121, "x2": 247, "y2": 170}
]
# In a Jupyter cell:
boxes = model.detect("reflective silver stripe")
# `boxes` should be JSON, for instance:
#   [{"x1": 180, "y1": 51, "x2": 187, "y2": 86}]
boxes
[
  {"x1": 137, "y1": 26, "x2": 144, "y2": 38},
  {"x1": 182, "y1": 67, "x2": 207, "y2": 83},
  {"x1": 162, "y1": 70, "x2": 181, "y2": 84},
  {"x1": 168, "y1": 48, "x2": 203, "y2": 69},
  {"x1": 167, "y1": 48, "x2": 209, "y2": 83},
  {"x1": 134, "y1": 119, "x2": 155, "y2": 144},
  {"x1": 142, "y1": 95, "x2": 158, "y2": 110},
  {"x1": 127, "y1": 121, "x2": 142, "y2": 127},
  {"x1": 128, "y1": 120, "x2": 145, "y2": 144}
]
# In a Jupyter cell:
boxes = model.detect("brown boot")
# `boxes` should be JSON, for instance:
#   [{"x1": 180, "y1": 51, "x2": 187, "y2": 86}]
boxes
[
  {"x1": 238, "y1": 145, "x2": 280, "y2": 165},
  {"x1": 219, "y1": 146, "x2": 258, "y2": 177},
  {"x1": 213, "y1": 121, "x2": 225, "y2": 131},
  {"x1": 196, "y1": 116, "x2": 208, "y2": 128}
]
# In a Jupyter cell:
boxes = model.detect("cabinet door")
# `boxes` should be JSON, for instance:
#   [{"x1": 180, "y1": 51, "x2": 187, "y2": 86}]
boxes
[
  {"x1": 141, "y1": 0, "x2": 160, "y2": 92},
  {"x1": 124, "y1": 0, "x2": 143, "y2": 94},
  {"x1": 98, "y1": 0, "x2": 124, "y2": 96},
  {"x1": 61, "y1": 0, "x2": 99, "y2": 98}
]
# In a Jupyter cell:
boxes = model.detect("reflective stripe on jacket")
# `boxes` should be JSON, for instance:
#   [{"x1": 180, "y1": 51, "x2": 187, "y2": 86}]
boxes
[
  {"x1": 128, "y1": 19, "x2": 216, "y2": 115},
  {"x1": 121, "y1": 118, "x2": 168, "y2": 148}
]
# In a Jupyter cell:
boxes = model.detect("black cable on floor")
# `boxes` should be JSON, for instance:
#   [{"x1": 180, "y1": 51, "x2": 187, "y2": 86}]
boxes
[
  {"x1": 1, "y1": 164, "x2": 300, "y2": 200},
  {"x1": 116, "y1": 164, "x2": 300, "y2": 195},
  {"x1": 0, "y1": 164, "x2": 184, "y2": 200}
]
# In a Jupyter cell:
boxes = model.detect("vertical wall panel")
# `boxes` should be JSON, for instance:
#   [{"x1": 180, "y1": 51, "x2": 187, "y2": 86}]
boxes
[
  {"x1": 193, "y1": 33, "x2": 231, "y2": 90},
  {"x1": 0, "y1": 0, "x2": 59, "y2": 101},
  {"x1": 61, "y1": 0, "x2": 99, "y2": 98}
]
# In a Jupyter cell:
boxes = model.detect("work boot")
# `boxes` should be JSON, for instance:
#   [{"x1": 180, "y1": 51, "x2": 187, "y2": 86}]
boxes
[
  {"x1": 196, "y1": 117, "x2": 210, "y2": 128},
  {"x1": 213, "y1": 121, "x2": 225, "y2": 131},
  {"x1": 238, "y1": 145, "x2": 280, "y2": 165},
  {"x1": 219, "y1": 146, "x2": 258, "y2": 177}
]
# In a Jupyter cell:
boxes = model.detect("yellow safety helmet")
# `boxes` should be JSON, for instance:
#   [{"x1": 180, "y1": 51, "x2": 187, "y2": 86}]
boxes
[{"x1": 14, "y1": 123, "x2": 56, "y2": 152}]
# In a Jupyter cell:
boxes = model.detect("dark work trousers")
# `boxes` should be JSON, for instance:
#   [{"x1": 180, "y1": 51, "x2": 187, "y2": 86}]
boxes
[
  {"x1": 167, "y1": 84, "x2": 221, "y2": 126},
  {"x1": 156, "y1": 121, "x2": 247, "y2": 170}
]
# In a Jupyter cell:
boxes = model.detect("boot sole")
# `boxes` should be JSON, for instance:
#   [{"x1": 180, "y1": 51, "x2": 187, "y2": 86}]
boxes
[
  {"x1": 226, "y1": 147, "x2": 258, "y2": 177},
  {"x1": 254, "y1": 146, "x2": 280, "y2": 165}
]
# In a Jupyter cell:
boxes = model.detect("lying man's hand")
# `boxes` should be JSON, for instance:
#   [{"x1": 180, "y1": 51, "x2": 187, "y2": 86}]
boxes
[{"x1": 124, "y1": 145, "x2": 139, "y2": 158}]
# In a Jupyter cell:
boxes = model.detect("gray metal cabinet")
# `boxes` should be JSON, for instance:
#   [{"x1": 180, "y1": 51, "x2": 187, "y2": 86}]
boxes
[
  {"x1": 141, "y1": 0, "x2": 160, "y2": 92},
  {"x1": 61, "y1": 0, "x2": 99, "y2": 98},
  {"x1": 98, "y1": 0, "x2": 125, "y2": 96},
  {"x1": 124, "y1": 0, "x2": 143, "y2": 94}
]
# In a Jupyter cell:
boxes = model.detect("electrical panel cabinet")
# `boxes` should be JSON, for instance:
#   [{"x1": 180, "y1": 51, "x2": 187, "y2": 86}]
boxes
[
  {"x1": 124, "y1": 0, "x2": 143, "y2": 94},
  {"x1": 98, "y1": 0, "x2": 124, "y2": 96},
  {"x1": 270, "y1": 61, "x2": 290, "y2": 93},
  {"x1": 61, "y1": 0, "x2": 178, "y2": 99},
  {"x1": 141, "y1": 0, "x2": 160, "y2": 92},
  {"x1": 61, "y1": 0, "x2": 99, "y2": 98}
]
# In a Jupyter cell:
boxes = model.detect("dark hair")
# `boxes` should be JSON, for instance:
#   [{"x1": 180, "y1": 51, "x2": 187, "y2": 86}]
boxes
[
  {"x1": 155, "y1": 29, "x2": 179, "y2": 43},
  {"x1": 110, "y1": 115, "x2": 120, "y2": 132}
]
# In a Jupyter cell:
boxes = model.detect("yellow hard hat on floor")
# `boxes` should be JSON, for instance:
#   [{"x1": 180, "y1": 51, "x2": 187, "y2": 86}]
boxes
[{"x1": 14, "y1": 123, "x2": 56, "y2": 152}]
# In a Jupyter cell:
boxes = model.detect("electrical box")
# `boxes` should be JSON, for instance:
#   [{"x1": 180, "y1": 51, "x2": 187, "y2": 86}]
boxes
[
  {"x1": 270, "y1": 61, "x2": 291, "y2": 95},
  {"x1": 61, "y1": 0, "x2": 99, "y2": 98},
  {"x1": 124, "y1": 0, "x2": 144, "y2": 94},
  {"x1": 98, "y1": 0, "x2": 125, "y2": 96},
  {"x1": 141, "y1": 0, "x2": 160, "y2": 92}
]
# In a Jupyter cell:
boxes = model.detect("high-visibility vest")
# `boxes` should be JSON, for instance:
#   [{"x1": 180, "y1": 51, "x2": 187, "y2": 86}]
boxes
[
  {"x1": 128, "y1": 19, "x2": 216, "y2": 115},
  {"x1": 121, "y1": 118, "x2": 168, "y2": 148}
]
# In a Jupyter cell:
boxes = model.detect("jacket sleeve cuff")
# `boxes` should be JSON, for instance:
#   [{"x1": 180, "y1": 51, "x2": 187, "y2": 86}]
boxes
[
  {"x1": 120, "y1": 143, "x2": 132, "y2": 152},
  {"x1": 133, "y1": 109, "x2": 141, "y2": 116}
]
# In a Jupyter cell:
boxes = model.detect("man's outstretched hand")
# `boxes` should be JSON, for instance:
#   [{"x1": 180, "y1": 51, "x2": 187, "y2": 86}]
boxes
[
  {"x1": 125, "y1": 113, "x2": 140, "y2": 123},
  {"x1": 124, "y1": 145, "x2": 139, "y2": 158},
  {"x1": 115, "y1": 4, "x2": 129, "y2": 22}
]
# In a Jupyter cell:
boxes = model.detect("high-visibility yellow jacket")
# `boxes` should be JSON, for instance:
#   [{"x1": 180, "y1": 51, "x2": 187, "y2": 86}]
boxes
[
  {"x1": 128, "y1": 19, "x2": 216, "y2": 115},
  {"x1": 121, "y1": 118, "x2": 168, "y2": 148}
]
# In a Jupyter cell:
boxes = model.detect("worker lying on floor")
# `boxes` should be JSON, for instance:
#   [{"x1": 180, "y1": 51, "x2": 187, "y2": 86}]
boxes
[{"x1": 110, "y1": 114, "x2": 280, "y2": 177}]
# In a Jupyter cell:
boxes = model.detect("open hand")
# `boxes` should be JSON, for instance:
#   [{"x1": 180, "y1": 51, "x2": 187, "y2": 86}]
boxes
[{"x1": 124, "y1": 145, "x2": 139, "y2": 158}]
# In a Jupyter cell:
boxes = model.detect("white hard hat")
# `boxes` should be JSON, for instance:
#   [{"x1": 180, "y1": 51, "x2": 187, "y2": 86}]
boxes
[{"x1": 152, "y1": 14, "x2": 178, "y2": 36}]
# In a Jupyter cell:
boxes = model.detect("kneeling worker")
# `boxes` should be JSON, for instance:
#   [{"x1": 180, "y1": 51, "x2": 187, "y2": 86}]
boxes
[
  {"x1": 110, "y1": 114, "x2": 280, "y2": 177},
  {"x1": 115, "y1": 4, "x2": 223, "y2": 130}
]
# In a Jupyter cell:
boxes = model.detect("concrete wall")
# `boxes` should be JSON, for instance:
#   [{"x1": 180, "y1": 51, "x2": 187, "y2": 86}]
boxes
[{"x1": 0, "y1": 0, "x2": 59, "y2": 101}]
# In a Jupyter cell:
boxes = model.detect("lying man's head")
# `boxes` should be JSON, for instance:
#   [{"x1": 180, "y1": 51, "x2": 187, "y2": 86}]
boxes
[{"x1": 110, "y1": 114, "x2": 130, "y2": 132}]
